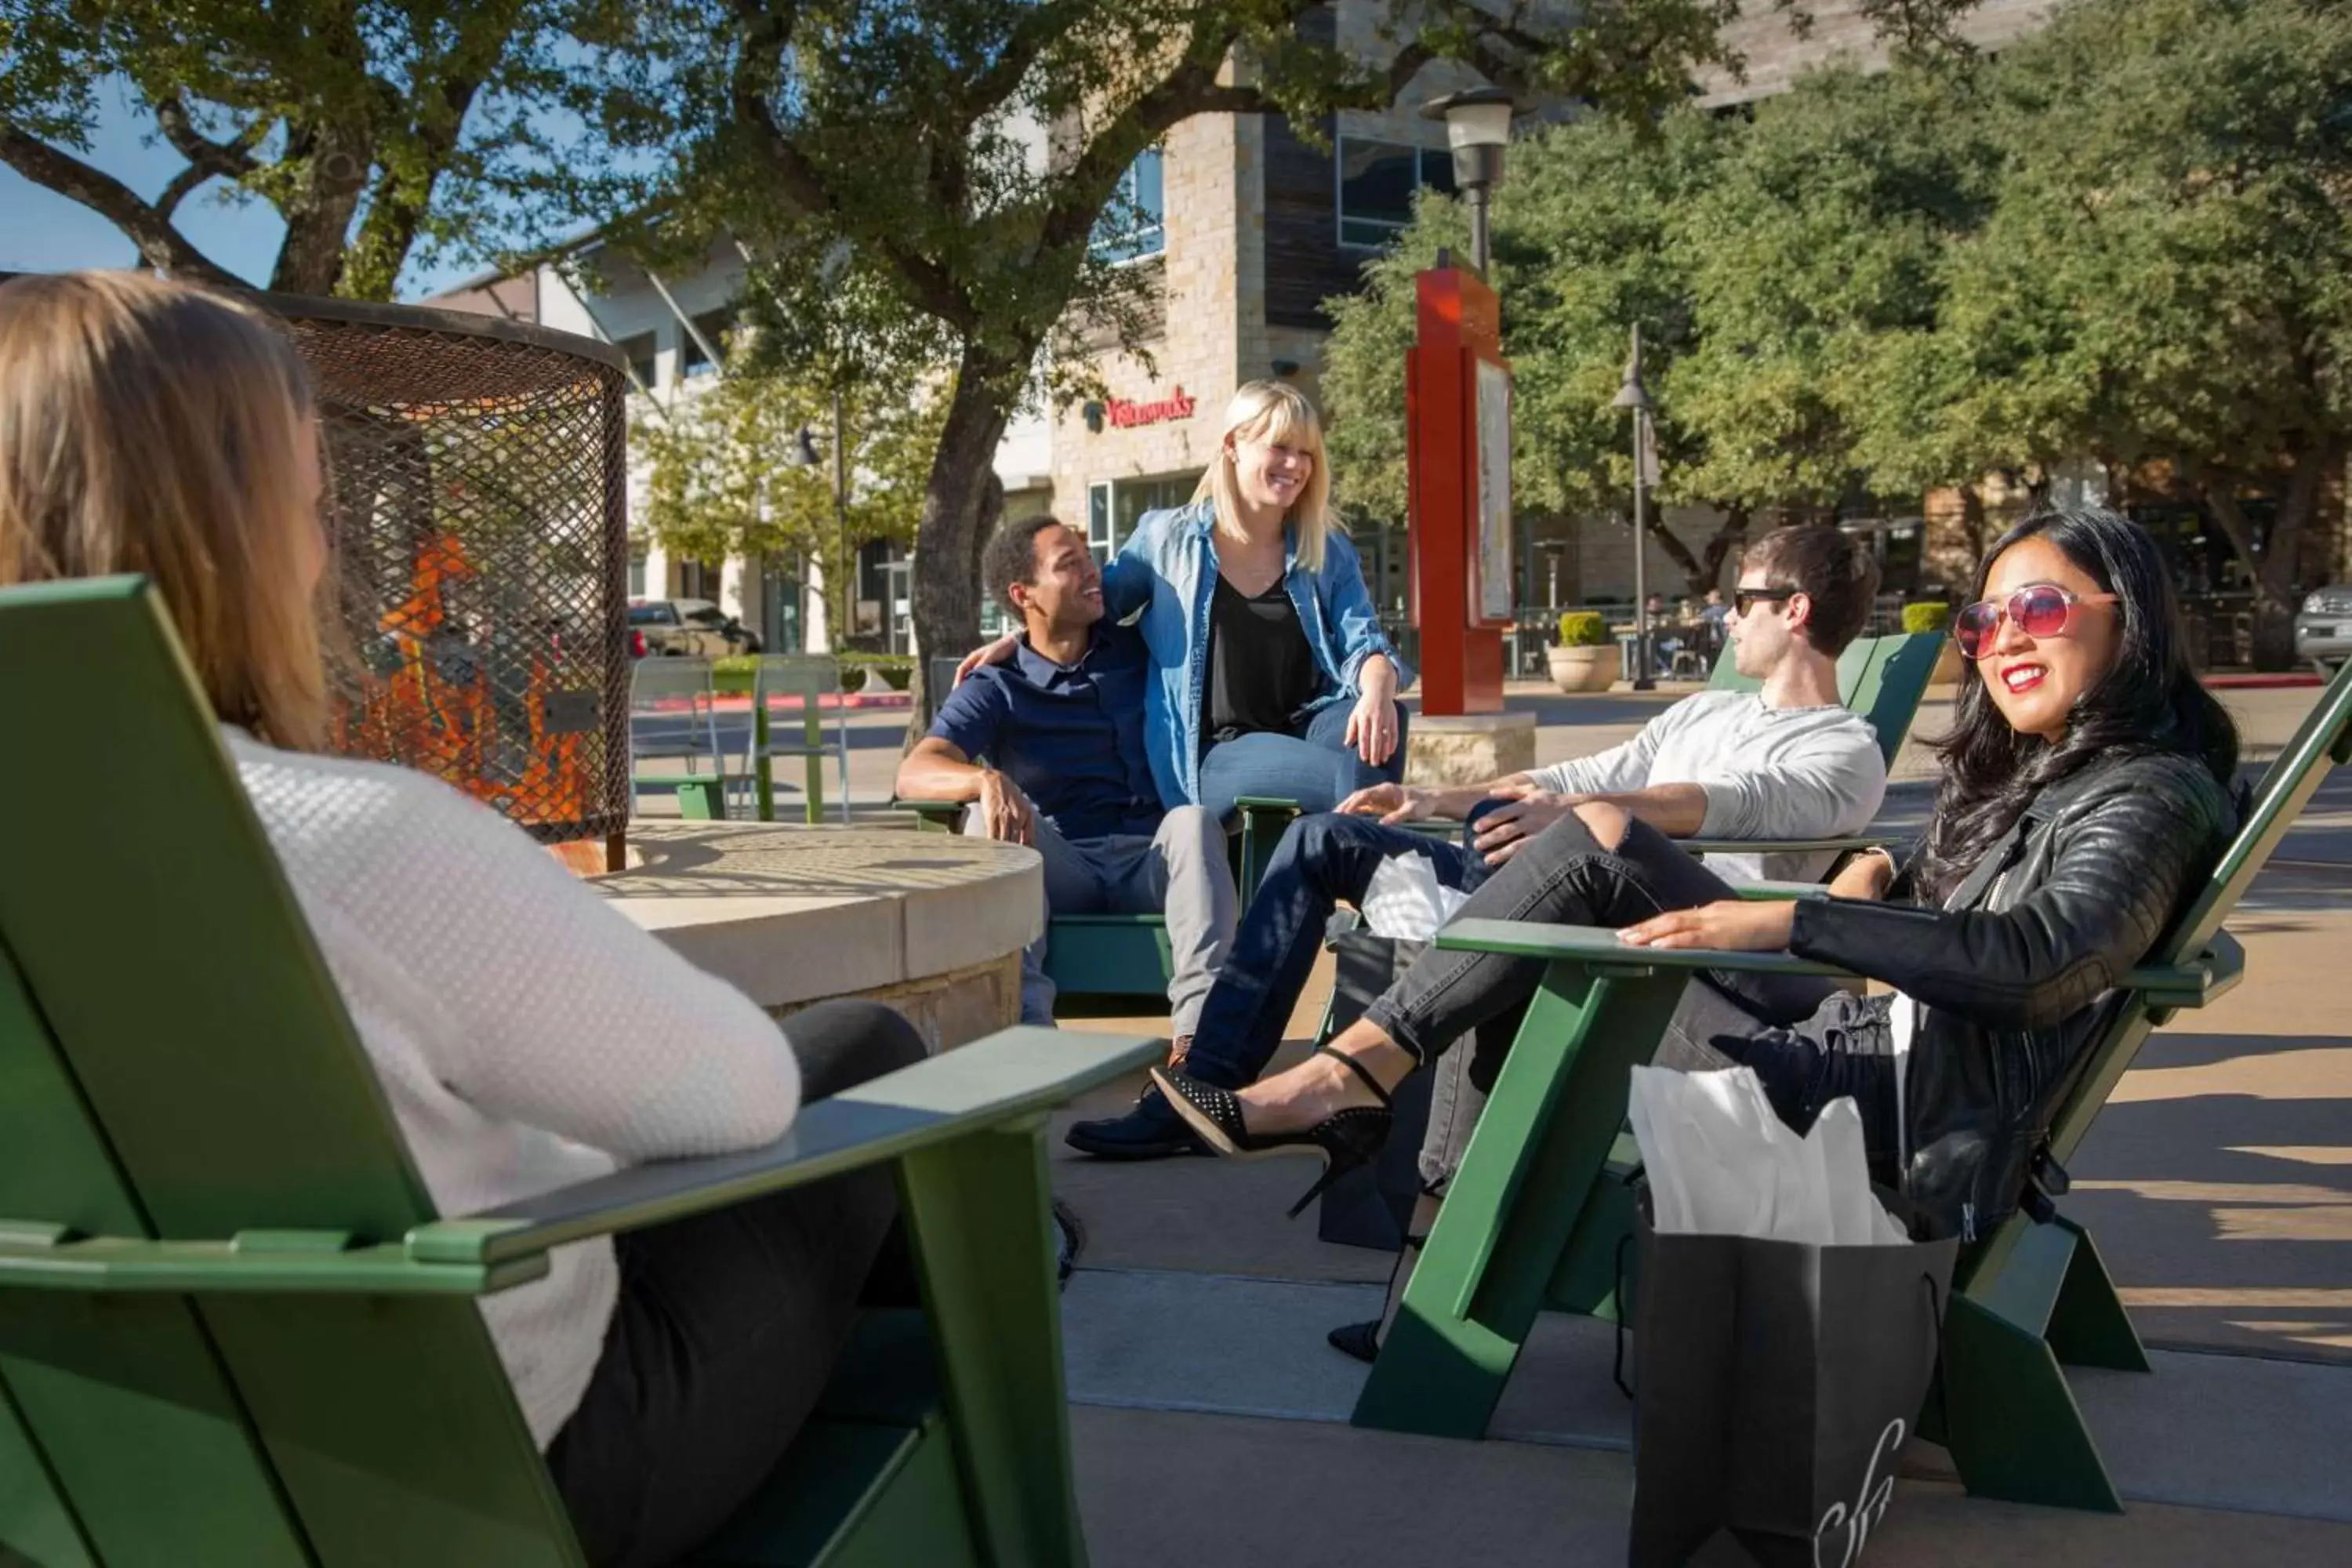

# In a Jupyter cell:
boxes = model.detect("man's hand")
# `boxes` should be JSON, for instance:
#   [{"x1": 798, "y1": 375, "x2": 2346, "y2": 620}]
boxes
[
  {"x1": 976, "y1": 768, "x2": 1036, "y2": 845},
  {"x1": 1469, "y1": 785, "x2": 1585, "y2": 867},
  {"x1": 1617, "y1": 899, "x2": 1797, "y2": 953},
  {"x1": 1341, "y1": 655, "x2": 1400, "y2": 765},
  {"x1": 953, "y1": 633, "x2": 1021, "y2": 688},
  {"x1": 1338, "y1": 781, "x2": 1434, "y2": 823}
]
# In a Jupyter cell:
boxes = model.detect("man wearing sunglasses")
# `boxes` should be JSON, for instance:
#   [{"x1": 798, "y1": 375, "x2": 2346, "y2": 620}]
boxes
[{"x1": 1069, "y1": 523, "x2": 1889, "y2": 1160}]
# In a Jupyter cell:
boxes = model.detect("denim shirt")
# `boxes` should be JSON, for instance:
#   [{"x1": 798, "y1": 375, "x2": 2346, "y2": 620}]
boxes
[{"x1": 1103, "y1": 499, "x2": 1413, "y2": 808}]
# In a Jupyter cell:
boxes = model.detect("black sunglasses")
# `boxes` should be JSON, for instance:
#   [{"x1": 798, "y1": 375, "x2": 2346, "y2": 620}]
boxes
[{"x1": 1731, "y1": 587, "x2": 1799, "y2": 615}]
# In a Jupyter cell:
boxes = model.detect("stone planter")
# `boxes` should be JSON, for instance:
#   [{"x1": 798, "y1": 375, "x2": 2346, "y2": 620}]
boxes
[
  {"x1": 1929, "y1": 639, "x2": 1965, "y2": 688},
  {"x1": 1548, "y1": 644, "x2": 1617, "y2": 693}
]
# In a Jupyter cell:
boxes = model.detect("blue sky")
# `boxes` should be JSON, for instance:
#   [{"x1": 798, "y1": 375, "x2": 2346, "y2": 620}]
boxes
[{"x1": 0, "y1": 84, "x2": 477, "y2": 299}]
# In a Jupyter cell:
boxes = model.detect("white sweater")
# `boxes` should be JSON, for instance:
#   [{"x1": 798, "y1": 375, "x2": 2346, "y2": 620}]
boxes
[
  {"x1": 227, "y1": 731, "x2": 801, "y2": 1447},
  {"x1": 1526, "y1": 691, "x2": 1887, "y2": 883}
]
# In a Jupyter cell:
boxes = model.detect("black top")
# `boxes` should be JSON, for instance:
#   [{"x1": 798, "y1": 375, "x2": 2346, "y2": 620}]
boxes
[{"x1": 1205, "y1": 574, "x2": 1320, "y2": 745}]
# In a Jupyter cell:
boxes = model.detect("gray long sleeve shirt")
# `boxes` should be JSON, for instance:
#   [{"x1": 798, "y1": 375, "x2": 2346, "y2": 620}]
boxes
[{"x1": 1526, "y1": 691, "x2": 1888, "y2": 883}]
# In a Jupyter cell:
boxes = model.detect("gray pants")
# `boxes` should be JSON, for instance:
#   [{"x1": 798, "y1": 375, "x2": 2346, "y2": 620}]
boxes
[{"x1": 968, "y1": 806, "x2": 1236, "y2": 1035}]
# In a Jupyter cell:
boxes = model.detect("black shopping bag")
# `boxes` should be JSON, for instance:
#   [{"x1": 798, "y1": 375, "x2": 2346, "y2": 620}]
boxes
[{"x1": 1624, "y1": 1185, "x2": 1958, "y2": 1568}]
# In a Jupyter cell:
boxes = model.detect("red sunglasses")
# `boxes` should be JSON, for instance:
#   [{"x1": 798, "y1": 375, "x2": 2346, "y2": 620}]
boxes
[{"x1": 1953, "y1": 584, "x2": 2118, "y2": 659}]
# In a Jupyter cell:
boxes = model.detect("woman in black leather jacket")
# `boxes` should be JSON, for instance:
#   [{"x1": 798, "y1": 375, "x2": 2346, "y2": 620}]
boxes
[{"x1": 1156, "y1": 506, "x2": 2239, "y2": 1255}]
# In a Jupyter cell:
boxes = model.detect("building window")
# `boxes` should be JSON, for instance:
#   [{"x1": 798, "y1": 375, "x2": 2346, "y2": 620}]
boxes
[
  {"x1": 1091, "y1": 146, "x2": 1166, "y2": 263},
  {"x1": 617, "y1": 331, "x2": 659, "y2": 392},
  {"x1": 1087, "y1": 482, "x2": 1115, "y2": 562},
  {"x1": 1087, "y1": 473, "x2": 1200, "y2": 564},
  {"x1": 1336, "y1": 136, "x2": 1457, "y2": 249},
  {"x1": 627, "y1": 546, "x2": 648, "y2": 599},
  {"x1": 681, "y1": 309, "x2": 736, "y2": 379}
]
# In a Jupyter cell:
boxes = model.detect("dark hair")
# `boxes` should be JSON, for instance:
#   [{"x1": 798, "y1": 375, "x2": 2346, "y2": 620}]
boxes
[
  {"x1": 982, "y1": 514, "x2": 1067, "y2": 619},
  {"x1": 1744, "y1": 524, "x2": 1878, "y2": 655},
  {"x1": 1913, "y1": 506, "x2": 2241, "y2": 902}
]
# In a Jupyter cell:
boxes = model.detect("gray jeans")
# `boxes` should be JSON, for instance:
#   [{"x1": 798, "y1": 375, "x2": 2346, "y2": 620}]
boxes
[{"x1": 967, "y1": 806, "x2": 1236, "y2": 1035}]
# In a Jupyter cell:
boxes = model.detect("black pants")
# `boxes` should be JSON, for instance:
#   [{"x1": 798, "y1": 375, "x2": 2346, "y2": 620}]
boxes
[
  {"x1": 1365, "y1": 814, "x2": 1893, "y2": 1189},
  {"x1": 545, "y1": 999, "x2": 927, "y2": 1568}
]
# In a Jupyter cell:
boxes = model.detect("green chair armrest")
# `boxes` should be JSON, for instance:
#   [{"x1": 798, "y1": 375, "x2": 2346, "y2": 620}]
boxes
[
  {"x1": 0, "y1": 1230, "x2": 546, "y2": 1295},
  {"x1": 0, "y1": 1028, "x2": 1159, "y2": 1298},
  {"x1": 2118, "y1": 929, "x2": 2245, "y2": 1011},
  {"x1": 1732, "y1": 880, "x2": 1832, "y2": 902},
  {"x1": 412, "y1": 1026, "x2": 1159, "y2": 1269},
  {"x1": 1233, "y1": 796, "x2": 1304, "y2": 814},
  {"x1": 1432, "y1": 918, "x2": 1860, "y2": 980},
  {"x1": 893, "y1": 796, "x2": 967, "y2": 828},
  {"x1": 1436, "y1": 920, "x2": 2244, "y2": 1011},
  {"x1": 1681, "y1": 833, "x2": 1899, "y2": 857}
]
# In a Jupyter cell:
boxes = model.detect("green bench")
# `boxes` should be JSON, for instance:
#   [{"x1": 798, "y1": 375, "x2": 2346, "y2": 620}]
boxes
[
  {"x1": 1350, "y1": 655, "x2": 2352, "y2": 1514},
  {"x1": 0, "y1": 576, "x2": 1158, "y2": 1566}
]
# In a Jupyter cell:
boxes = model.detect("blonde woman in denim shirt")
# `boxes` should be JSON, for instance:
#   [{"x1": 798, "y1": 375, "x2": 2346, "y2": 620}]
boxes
[{"x1": 960, "y1": 381, "x2": 1412, "y2": 822}]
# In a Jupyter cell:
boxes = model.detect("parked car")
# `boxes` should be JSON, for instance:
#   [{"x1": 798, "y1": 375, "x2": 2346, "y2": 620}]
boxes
[
  {"x1": 2296, "y1": 584, "x2": 2352, "y2": 676},
  {"x1": 627, "y1": 597, "x2": 762, "y2": 659}
]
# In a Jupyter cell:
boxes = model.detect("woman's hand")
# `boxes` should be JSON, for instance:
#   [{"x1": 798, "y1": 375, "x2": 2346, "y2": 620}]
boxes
[
  {"x1": 1618, "y1": 899, "x2": 1796, "y2": 953},
  {"x1": 953, "y1": 634, "x2": 1021, "y2": 687},
  {"x1": 1344, "y1": 655, "x2": 1400, "y2": 765}
]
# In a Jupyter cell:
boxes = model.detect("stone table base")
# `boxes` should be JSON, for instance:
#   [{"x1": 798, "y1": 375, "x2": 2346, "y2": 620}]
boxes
[
  {"x1": 594, "y1": 822, "x2": 1041, "y2": 1052},
  {"x1": 1406, "y1": 712, "x2": 1539, "y2": 787}
]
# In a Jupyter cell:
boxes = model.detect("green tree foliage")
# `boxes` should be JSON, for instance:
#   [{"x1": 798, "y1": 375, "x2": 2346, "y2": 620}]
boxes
[
  {"x1": 572, "y1": 0, "x2": 1979, "y2": 727},
  {"x1": 633, "y1": 364, "x2": 949, "y2": 639},
  {"x1": 0, "y1": 0, "x2": 615, "y2": 298},
  {"x1": 1319, "y1": 0, "x2": 2352, "y2": 659},
  {"x1": 1941, "y1": 0, "x2": 2352, "y2": 657}
]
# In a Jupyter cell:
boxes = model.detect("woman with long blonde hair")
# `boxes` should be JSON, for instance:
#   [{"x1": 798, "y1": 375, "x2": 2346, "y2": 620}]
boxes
[
  {"x1": 958, "y1": 378, "x2": 1412, "y2": 821},
  {"x1": 0, "y1": 270, "x2": 926, "y2": 1568}
]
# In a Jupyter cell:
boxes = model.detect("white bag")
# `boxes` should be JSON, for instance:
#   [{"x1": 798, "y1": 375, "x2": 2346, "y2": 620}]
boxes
[
  {"x1": 1628, "y1": 1065, "x2": 1906, "y2": 1247},
  {"x1": 1358, "y1": 851, "x2": 1472, "y2": 942}
]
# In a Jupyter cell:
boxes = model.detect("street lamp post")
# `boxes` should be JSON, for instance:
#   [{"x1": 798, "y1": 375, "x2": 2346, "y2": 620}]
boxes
[
  {"x1": 784, "y1": 390, "x2": 851, "y2": 651},
  {"x1": 1613, "y1": 325, "x2": 1657, "y2": 691},
  {"x1": 1425, "y1": 87, "x2": 1515, "y2": 275}
]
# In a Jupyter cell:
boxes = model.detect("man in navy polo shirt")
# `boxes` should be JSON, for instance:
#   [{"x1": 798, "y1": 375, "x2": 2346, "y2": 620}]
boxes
[{"x1": 896, "y1": 517, "x2": 1236, "y2": 1050}]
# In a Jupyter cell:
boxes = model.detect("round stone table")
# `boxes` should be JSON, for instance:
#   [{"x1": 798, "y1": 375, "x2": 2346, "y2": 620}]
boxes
[{"x1": 593, "y1": 822, "x2": 1041, "y2": 1051}]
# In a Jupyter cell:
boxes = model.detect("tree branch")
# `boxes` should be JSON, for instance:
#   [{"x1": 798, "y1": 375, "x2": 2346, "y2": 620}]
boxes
[
  {"x1": 728, "y1": 1, "x2": 979, "y2": 331},
  {"x1": 0, "y1": 123, "x2": 241, "y2": 286},
  {"x1": 154, "y1": 92, "x2": 263, "y2": 187}
]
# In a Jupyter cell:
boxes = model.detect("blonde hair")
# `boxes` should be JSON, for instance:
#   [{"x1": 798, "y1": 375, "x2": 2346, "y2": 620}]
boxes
[
  {"x1": 0, "y1": 271, "x2": 331, "y2": 749},
  {"x1": 1192, "y1": 379, "x2": 1341, "y2": 572}
]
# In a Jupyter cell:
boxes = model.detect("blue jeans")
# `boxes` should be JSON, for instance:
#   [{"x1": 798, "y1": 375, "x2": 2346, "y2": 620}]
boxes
[
  {"x1": 1177, "y1": 808, "x2": 1495, "y2": 1091},
  {"x1": 1196, "y1": 699, "x2": 1410, "y2": 823}
]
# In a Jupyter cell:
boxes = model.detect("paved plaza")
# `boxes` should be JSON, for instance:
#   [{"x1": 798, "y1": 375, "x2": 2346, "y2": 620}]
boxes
[{"x1": 636, "y1": 680, "x2": 2352, "y2": 1563}]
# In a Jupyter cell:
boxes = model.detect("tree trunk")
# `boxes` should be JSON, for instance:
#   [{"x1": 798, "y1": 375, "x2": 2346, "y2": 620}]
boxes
[
  {"x1": 269, "y1": 119, "x2": 373, "y2": 296},
  {"x1": 1697, "y1": 501, "x2": 1751, "y2": 594},
  {"x1": 2201, "y1": 444, "x2": 2334, "y2": 671},
  {"x1": 905, "y1": 350, "x2": 1014, "y2": 746}
]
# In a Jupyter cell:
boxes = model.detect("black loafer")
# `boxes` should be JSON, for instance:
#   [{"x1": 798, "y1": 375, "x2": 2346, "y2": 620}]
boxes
[{"x1": 1065, "y1": 1089, "x2": 1204, "y2": 1160}]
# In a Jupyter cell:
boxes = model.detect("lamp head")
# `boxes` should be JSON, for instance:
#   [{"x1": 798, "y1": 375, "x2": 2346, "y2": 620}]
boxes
[
  {"x1": 1424, "y1": 87, "x2": 1515, "y2": 193},
  {"x1": 783, "y1": 426, "x2": 822, "y2": 468}
]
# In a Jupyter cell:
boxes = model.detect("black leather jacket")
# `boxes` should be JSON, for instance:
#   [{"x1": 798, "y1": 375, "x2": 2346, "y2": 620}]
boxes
[{"x1": 1788, "y1": 749, "x2": 2237, "y2": 1240}]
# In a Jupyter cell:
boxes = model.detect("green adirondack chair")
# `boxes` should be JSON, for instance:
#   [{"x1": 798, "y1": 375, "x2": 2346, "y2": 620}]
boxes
[
  {"x1": 0, "y1": 575, "x2": 1159, "y2": 1567},
  {"x1": 1680, "y1": 629, "x2": 1942, "y2": 859},
  {"x1": 1350, "y1": 657, "x2": 2352, "y2": 1515}
]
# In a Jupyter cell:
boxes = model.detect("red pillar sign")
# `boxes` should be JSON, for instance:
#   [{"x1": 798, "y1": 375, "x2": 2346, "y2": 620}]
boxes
[{"x1": 1406, "y1": 267, "x2": 1513, "y2": 717}]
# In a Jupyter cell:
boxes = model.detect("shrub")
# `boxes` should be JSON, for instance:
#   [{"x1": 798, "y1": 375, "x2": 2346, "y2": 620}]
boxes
[
  {"x1": 1556, "y1": 611, "x2": 1609, "y2": 648},
  {"x1": 1900, "y1": 601, "x2": 1951, "y2": 635}
]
